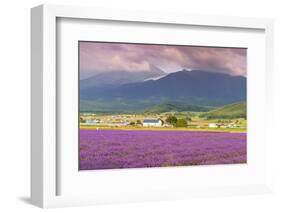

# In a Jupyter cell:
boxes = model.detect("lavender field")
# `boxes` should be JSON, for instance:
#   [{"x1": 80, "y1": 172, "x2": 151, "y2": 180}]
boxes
[{"x1": 79, "y1": 129, "x2": 246, "y2": 170}]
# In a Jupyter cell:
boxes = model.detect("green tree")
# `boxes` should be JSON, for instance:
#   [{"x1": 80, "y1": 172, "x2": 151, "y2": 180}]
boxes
[
  {"x1": 165, "y1": 115, "x2": 177, "y2": 126},
  {"x1": 186, "y1": 116, "x2": 192, "y2": 122},
  {"x1": 176, "y1": 119, "x2": 187, "y2": 127},
  {"x1": 80, "y1": 117, "x2": 85, "y2": 123},
  {"x1": 186, "y1": 116, "x2": 192, "y2": 126},
  {"x1": 129, "y1": 121, "x2": 135, "y2": 126},
  {"x1": 136, "y1": 120, "x2": 142, "y2": 125}
]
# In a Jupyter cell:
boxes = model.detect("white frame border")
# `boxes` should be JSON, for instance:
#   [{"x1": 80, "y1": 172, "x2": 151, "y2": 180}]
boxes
[{"x1": 31, "y1": 4, "x2": 274, "y2": 208}]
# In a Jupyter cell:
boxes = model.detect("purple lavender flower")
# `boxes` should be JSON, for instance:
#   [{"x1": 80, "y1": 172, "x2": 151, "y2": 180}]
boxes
[{"x1": 79, "y1": 129, "x2": 246, "y2": 170}]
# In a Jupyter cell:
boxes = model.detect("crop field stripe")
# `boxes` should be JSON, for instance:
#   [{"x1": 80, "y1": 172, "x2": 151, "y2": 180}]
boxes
[{"x1": 79, "y1": 129, "x2": 246, "y2": 170}]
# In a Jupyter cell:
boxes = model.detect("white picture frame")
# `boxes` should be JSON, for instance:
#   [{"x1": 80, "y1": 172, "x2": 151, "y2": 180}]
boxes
[{"x1": 31, "y1": 4, "x2": 274, "y2": 208}]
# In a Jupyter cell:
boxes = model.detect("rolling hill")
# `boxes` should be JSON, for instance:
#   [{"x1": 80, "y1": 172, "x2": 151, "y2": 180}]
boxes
[
  {"x1": 200, "y1": 101, "x2": 246, "y2": 119},
  {"x1": 144, "y1": 102, "x2": 211, "y2": 114}
]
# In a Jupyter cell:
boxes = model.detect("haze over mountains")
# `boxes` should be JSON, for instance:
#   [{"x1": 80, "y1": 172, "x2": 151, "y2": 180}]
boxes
[
  {"x1": 80, "y1": 68, "x2": 246, "y2": 113},
  {"x1": 80, "y1": 63, "x2": 166, "y2": 90}
]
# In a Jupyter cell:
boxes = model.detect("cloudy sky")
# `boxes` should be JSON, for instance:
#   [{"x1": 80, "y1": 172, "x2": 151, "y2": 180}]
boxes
[{"x1": 79, "y1": 41, "x2": 247, "y2": 79}]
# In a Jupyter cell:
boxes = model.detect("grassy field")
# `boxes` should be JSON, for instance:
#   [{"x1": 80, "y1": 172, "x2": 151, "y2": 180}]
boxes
[
  {"x1": 80, "y1": 125, "x2": 246, "y2": 133},
  {"x1": 80, "y1": 111, "x2": 247, "y2": 133}
]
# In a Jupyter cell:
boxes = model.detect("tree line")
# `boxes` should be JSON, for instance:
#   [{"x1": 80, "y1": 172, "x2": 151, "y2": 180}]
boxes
[{"x1": 165, "y1": 115, "x2": 191, "y2": 127}]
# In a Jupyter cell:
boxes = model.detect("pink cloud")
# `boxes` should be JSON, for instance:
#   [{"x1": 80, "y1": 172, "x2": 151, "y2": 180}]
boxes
[{"x1": 79, "y1": 42, "x2": 246, "y2": 77}]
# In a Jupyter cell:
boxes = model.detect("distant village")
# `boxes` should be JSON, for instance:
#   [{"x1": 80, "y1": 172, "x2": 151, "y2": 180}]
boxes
[
  {"x1": 80, "y1": 113, "x2": 168, "y2": 127},
  {"x1": 80, "y1": 113, "x2": 243, "y2": 129}
]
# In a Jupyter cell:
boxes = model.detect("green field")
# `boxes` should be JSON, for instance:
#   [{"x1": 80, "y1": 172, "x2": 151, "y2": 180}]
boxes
[
  {"x1": 80, "y1": 101, "x2": 247, "y2": 133},
  {"x1": 199, "y1": 101, "x2": 246, "y2": 119},
  {"x1": 80, "y1": 125, "x2": 246, "y2": 133}
]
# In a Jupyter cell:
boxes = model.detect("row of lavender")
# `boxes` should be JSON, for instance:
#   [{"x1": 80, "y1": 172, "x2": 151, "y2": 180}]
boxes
[{"x1": 79, "y1": 129, "x2": 246, "y2": 170}]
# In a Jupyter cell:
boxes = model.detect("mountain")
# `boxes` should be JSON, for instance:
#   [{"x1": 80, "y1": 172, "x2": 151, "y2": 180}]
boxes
[
  {"x1": 200, "y1": 101, "x2": 246, "y2": 119},
  {"x1": 82, "y1": 70, "x2": 246, "y2": 106},
  {"x1": 80, "y1": 100, "x2": 147, "y2": 114},
  {"x1": 144, "y1": 102, "x2": 211, "y2": 114},
  {"x1": 80, "y1": 64, "x2": 166, "y2": 90}
]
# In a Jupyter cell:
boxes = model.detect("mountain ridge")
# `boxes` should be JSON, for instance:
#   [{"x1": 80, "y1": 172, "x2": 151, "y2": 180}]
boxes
[
  {"x1": 82, "y1": 70, "x2": 246, "y2": 105},
  {"x1": 80, "y1": 63, "x2": 166, "y2": 89},
  {"x1": 80, "y1": 69, "x2": 246, "y2": 112}
]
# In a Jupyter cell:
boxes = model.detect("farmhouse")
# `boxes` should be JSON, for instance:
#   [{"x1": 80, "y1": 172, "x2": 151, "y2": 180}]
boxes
[
  {"x1": 208, "y1": 123, "x2": 218, "y2": 128},
  {"x1": 83, "y1": 120, "x2": 97, "y2": 125},
  {"x1": 227, "y1": 123, "x2": 238, "y2": 128},
  {"x1": 143, "y1": 119, "x2": 162, "y2": 127}
]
